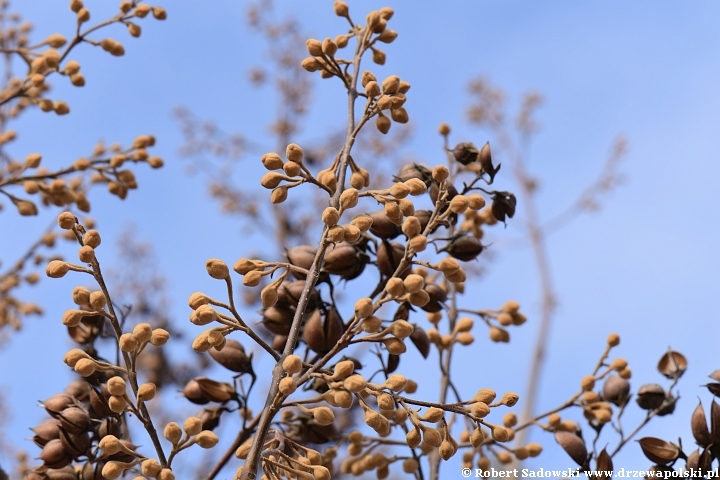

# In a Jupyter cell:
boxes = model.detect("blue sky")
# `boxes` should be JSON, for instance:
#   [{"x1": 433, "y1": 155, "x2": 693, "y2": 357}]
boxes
[{"x1": 1, "y1": 0, "x2": 719, "y2": 475}]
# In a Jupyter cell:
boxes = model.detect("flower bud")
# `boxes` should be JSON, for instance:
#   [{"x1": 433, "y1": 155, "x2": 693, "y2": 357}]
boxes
[
  {"x1": 205, "y1": 259, "x2": 230, "y2": 280},
  {"x1": 83, "y1": 230, "x2": 101, "y2": 248},
  {"x1": 344, "y1": 374, "x2": 367, "y2": 393},
  {"x1": 282, "y1": 355, "x2": 302, "y2": 375},
  {"x1": 119, "y1": 333, "x2": 138, "y2": 352},
  {"x1": 134, "y1": 4, "x2": 151, "y2": 17},
  {"x1": 136, "y1": 382, "x2": 156, "y2": 403},
  {"x1": 195, "y1": 430, "x2": 219, "y2": 448},
  {"x1": 376, "y1": 112, "x2": 391, "y2": 134},
  {"x1": 383, "y1": 373, "x2": 407, "y2": 392},
  {"x1": 384, "y1": 337, "x2": 406, "y2": 355},
  {"x1": 432, "y1": 165, "x2": 449, "y2": 183},
  {"x1": 286, "y1": 143, "x2": 304, "y2": 163},
  {"x1": 450, "y1": 195, "x2": 470, "y2": 213},
  {"x1": 150, "y1": 328, "x2": 170, "y2": 346},
  {"x1": 107, "y1": 376, "x2": 126, "y2": 396},
  {"x1": 408, "y1": 235, "x2": 427, "y2": 252},
  {"x1": 365, "y1": 80, "x2": 380, "y2": 98},
  {"x1": 322, "y1": 206, "x2": 341, "y2": 226},
  {"x1": 402, "y1": 274, "x2": 424, "y2": 294},
  {"x1": 152, "y1": 7, "x2": 167, "y2": 20},
  {"x1": 467, "y1": 193, "x2": 486, "y2": 210},
  {"x1": 279, "y1": 376, "x2": 296, "y2": 395},
  {"x1": 492, "y1": 426, "x2": 509, "y2": 442},
  {"x1": 164, "y1": 422, "x2": 182, "y2": 444},
  {"x1": 581, "y1": 375, "x2": 596, "y2": 392},
  {"x1": 46, "y1": 260, "x2": 70, "y2": 278},
  {"x1": 354, "y1": 297, "x2": 373, "y2": 319},
  {"x1": 306, "y1": 39, "x2": 323, "y2": 56},
  {"x1": 401, "y1": 179, "x2": 425, "y2": 197},
  {"x1": 499, "y1": 392, "x2": 519, "y2": 407},
  {"x1": 108, "y1": 395, "x2": 126, "y2": 413},
  {"x1": 142, "y1": 459, "x2": 162, "y2": 477},
  {"x1": 391, "y1": 107, "x2": 409, "y2": 124},
  {"x1": 233, "y1": 258, "x2": 258, "y2": 275},
  {"x1": 74, "y1": 358, "x2": 96, "y2": 376},
  {"x1": 386, "y1": 277, "x2": 405, "y2": 297},
  {"x1": 133, "y1": 323, "x2": 153, "y2": 343},
  {"x1": 340, "y1": 188, "x2": 359, "y2": 209},
  {"x1": 322, "y1": 38, "x2": 338, "y2": 56},
  {"x1": 261, "y1": 152, "x2": 284, "y2": 170},
  {"x1": 333, "y1": 1, "x2": 349, "y2": 17},
  {"x1": 102, "y1": 461, "x2": 124, "y2": 480},
  {"x1": 183, "y1": 416, "x2": 202, "y2": 436},
  {"x1": 312, "y1": 406, "x2": 335, "y2": 426}
]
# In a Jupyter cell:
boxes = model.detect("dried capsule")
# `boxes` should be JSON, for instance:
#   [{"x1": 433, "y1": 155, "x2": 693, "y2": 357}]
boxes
[
  {"x1": 303, "y1": 308, "x2": 344, "y2": 354},
  {"x1": 376, "y1": 241, "x2": 409, "y2": 278},
  {"x1": 636, "y1": 383, "x2": 666, "y2": 410},
  {"x1": 602, "y1": 375, "x2": 630, "y2": 406},
  {"x1": 209, "y1": 339, "x2": 251, "y2": 373},
  {"x1": 441, "y1": 234, "x2": 484, "y2": 261}
]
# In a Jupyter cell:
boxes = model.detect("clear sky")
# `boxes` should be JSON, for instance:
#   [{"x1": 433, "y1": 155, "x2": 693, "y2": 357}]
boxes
[{"x1": 1, "y1": 0, "x2": 719, "y2": 475}]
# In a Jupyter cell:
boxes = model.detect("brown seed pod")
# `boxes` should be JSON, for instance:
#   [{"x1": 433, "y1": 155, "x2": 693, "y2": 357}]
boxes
[
  {"x1": 554, "y1": 431, "x2": 588, "y2": 466},
  {"x1": 88, "y1": 386, "x2": 113, "y2": 417},
  {"x1": 303, "y1": 308, "x2": 344, "y2": 354},
  {"x1": 369, "y1": 210, "x2": 402, "y2": 239},
  {"x1": 421, "y1": 283, "x2": 447, "y2": 312},
  {"x1": 636, "y1": 383, "x2": 665, "y2": 410},
  {"x1": 376, "y1": 241, "x2": 409, "y2": 278},
  {"x1": 637, "y1": 437, "x2": 680, "y2": 466},
  {"x1": 452, "y1": 142, "x2": 479, "y2": 166},
  {"x1": 194, "y1": 407, "x2": 223, "y2": 432},
  {"x1": 410, "y1": 326, "x2": 431, "y2": 358},
  {"x1": 394, "y1": 163, "x2": 433, "y2": 186},
  {"x1": 323, "y1": 244, "x2": 363, "y2": 278},
  {"x1": 691, "y1": 401, "x2": 711, "y2": 447},
  {"x1": 441, "y1": 234, "x2": 483, "y2": 261},
  {"x1": 183, "y1": 379, "x2": 210, "y2": 405},
  {"x1": 193, "y1": 378, "x2": 235, "y2": 403},
  {"x1": 32, "y1": 418, "x2": 62, "y2": 447},
  {"x1": 429, "y1": 180, "x2": 458, "y2": 206},
  {"x1": 209, "y1": 339, "x2": 251, "y2": 373},
  {"x1": 58, "y1": 406, "x2": 91, "y2": 435},
  {"x1": 39, "y1": 439, "x2": 72, "y2": 469},
  {"x1": 262, "y1": 305, "x2": 295, "y2": 336},
  {"x1": 657, "y1": 350, "x2": 687, "y2": 379},
  {"x1": 601, "y1": 374, "x2": 630, "y2": 406},
  {"x1": 287, "y1": 245, "x2": 317, "y2": 277},
  {"x1": 276, "y1": 281, "x2": 319, "y2": 310}
]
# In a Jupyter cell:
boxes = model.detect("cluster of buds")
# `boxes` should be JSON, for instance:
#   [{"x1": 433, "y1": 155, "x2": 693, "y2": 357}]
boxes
[
  {"x1": 301, "y1": 4, "x2": 396, "y2": 80},
  {"x1": 25, "y1": 379, "x2": 143, "y2": 479},
  {"x1": 236, "y1": 432, "x2": 332, "y2": 480},
  {"x1": 161, "y1": 417, "x2": 219, "y2": 460},
  {"x1": 260, "y1": 143, "x2": 315, "y2": 204},
  {"x1": 7, "y1": 135, "x2": 162, "y2": 220},
  {"x1": 362, "y1": 71, "x2": 411, "y2": 134}
]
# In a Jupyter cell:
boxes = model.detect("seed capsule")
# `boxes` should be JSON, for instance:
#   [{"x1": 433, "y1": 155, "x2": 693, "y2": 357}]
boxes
[
  {"x1": 376, "y1": 241, "x2": 409, "y2": 278},
  {"x1": 209, "y1": 339, "x2": 251, "y2": 373},
  {"x1": 376, "y1": 112, "x2": 391, "y2": 134},
  {"x1": 303, "y1": 308, "x2": 344, "y2": 354},
  {"x1": 602, "y1": 375, "x2": 630, "y2": 406},
  {"x1": 636, "y1": 383, "x2": 665, "y2": 410}
]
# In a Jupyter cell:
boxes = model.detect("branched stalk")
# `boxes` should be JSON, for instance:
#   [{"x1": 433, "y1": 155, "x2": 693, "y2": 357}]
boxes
[
  {"x1": 82, "y1": 237, "x2": 167, "y2": 466},
  {"x1": 239, "y1": 24, "x2": 367, "y2": 480}
]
